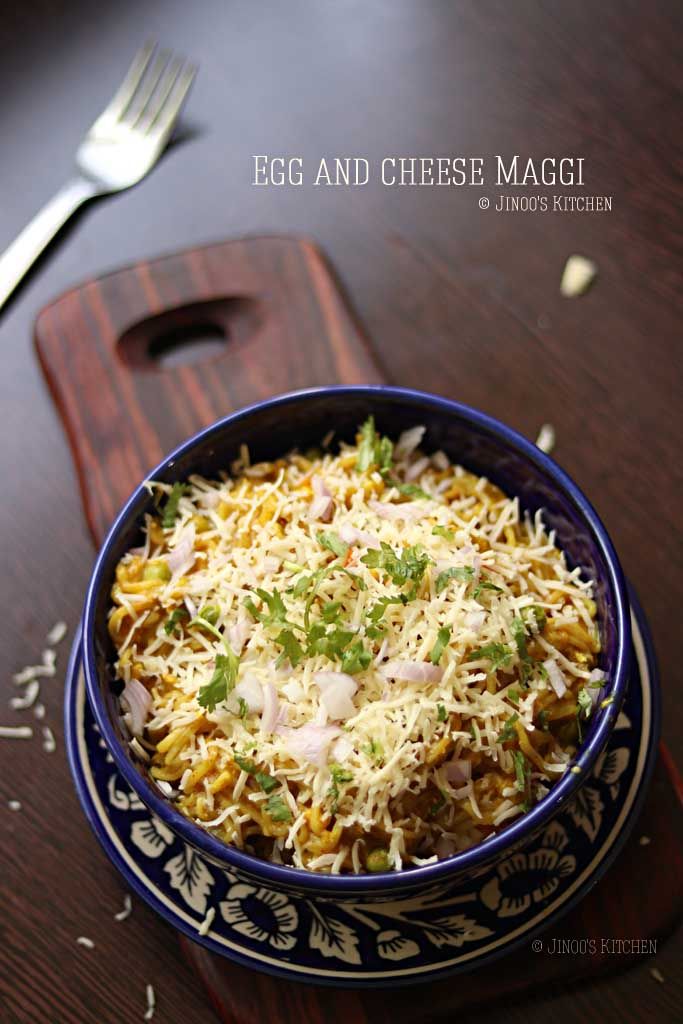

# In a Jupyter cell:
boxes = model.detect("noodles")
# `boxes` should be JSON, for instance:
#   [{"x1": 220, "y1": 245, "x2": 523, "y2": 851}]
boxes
[{"x1": 108, "y1": 419, "x2": 600, "y2": 873}]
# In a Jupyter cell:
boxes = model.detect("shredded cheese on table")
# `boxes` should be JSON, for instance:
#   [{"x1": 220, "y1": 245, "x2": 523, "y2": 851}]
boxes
[{"x1": 108, "y1": 419, "x2": 601, "y2": 874}]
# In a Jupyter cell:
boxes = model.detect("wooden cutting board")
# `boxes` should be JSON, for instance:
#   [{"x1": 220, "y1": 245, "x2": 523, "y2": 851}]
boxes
[{"x1": 34, "y1": 236, "x2": 682, "y2": 1021}]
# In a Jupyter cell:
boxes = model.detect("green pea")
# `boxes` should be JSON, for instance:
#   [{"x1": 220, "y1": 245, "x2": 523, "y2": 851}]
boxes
[
  {"x1": 143, "y1": 560, "x2": 171, "y2": 582},
  {"x1": 366, "y1": 848, "x2": 390, "y2": 873},
  {"x1": 198, "y1": 605, "x2": 220, "y2": 626}
]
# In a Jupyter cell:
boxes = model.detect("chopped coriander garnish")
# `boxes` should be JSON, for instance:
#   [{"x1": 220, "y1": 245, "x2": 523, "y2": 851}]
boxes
[
  {"x1": 161, "y1": 482, "x2": 189, "y2": 529},
  {"x1": 432, "y1": 525, "x2": 455, "y2": 541},
  {"x1": 429, "y1": 625, "x2": 452, "y2": 664},
  {"x1": 356, "y1": 416, "x2": 393, "y2": 473},
  {"x1": 234, "y1": 753, "x2": 278, "y2": 792},
  {"x1": 496, "y1": 713, "x2": 519, "y2": 744},
  {"x1": 274, "y1": 628, "x2": 305, "y2": 668},
  {"x1": 576, "y1": 686, "x2": 593, "y2": 741},
  {"x1": 367, "y1": 593, "x2": 408, "y2": 623},
  {"x1": 237, "y1": 697, "x2": 249, "y2": 720},
  {"x1": 341, "y1": 639, "x2": 372, "y2": 675},
  {"x1": 435, "y1": 565, "x2": 473, "y2": 594},
  {"x1": 197, "y1": 604, "x2": 220, "y2": 626},
  {"x1": 244, "y1": 588, "x2": 294, "y2": 630},
  {"x1": 198, "y1": 650, "x2": 240, "y2": 711},
  {"x1": 466, "y1": 641, "x2": 513, "y2": 673},
  {"x1": 363, "y1": 738, "x2": 384, "y2": 763},
  {"x1": 255, "y1": 771, "x2": 278, "y2": 793},
  {"x1": 523, "y1": 604, "x2": 547, "y2": 631},
  {"x1": 362, "y1": 543, "x2": 432, "y2": 597},
  {"x1": 507, "y1": 687, "x2": 520, "y2": 705},
  {"x1": 437, "y1": 703, "x2": 447, "y2": 722},
  {"x1": 328, "y1": 763, "x2": 354, "y2": 811},
  {"x1": 389, "y1": 480, "x2": 430, "y2": 500},
  {"x1": 317, "y1": 530, "x2": 349, "y2": 559},
  {"x1": 472, "y1": 576, "x2": 503, "y2": 600},
  {"x1": 509, "y1": 749, "x2": 532, "y2": 794},
  {"x1": 427, "y1": 790, "x2": 448, "y2": 818},
  {"x1": 537, "y1": 709, "x2": 549, "y2": 731},
  {"x1": 234, "y1": 753, "x2": 256, "y2": 774},
  {"x1": 321, "y1": 601, "x2": 343, "y2": 624},
  {"x1": 164, "y1": 607, "x2": 188, "y2": 635},
  {"x1": 265, "y1": 792, "x2": 293, "y2": 823}
]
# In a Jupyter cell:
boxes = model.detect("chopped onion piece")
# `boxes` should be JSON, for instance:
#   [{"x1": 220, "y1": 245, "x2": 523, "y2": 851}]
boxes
[
  {"x1": 394, "y1": 425, "x2": 425, "y2": 459},
  {"x1": 121, "y1": 677, "x2": 152, "y2": 736},
  {"x1": 278, "y1": 723, "x2": 341, "y2": 766},
  {"x1": 338, "y1": 523, "x2": 380, "y2": 549},
  {"x1": 381, "y1": 661, "x2": 444, "y2": 684},
  {"x1": 234, "y1": 673, "x2": 264, "y2": 713},
  {"x1": 260, "y1": 681, "x2": 280, "y2": 735},
  {"x1": 404, "y1": 455, "x2": 430, "y2": 482},
  {"x1": 369, "y1": 500, "x2": 423, "y2": 521},
  {"x1": 446, "y1": 758, "x2": 472, "y2": 785},
  {"x1": 166, "y1": 523, "x2": 196, "y2": 578},
  {"x1": 314, "y1": 672, "x2": 358, "y2": 721}
]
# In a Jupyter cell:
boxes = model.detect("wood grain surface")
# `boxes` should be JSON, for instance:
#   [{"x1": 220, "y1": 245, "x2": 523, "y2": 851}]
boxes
[
  {"x1": 1, "y1": 2, "x2": 681, "y2": 1023},
  {"x1": 35, "y1": 236, "x2": 382, "y2": 543}
]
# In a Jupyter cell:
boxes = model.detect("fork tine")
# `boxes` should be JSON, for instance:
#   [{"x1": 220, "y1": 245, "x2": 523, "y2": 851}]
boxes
[
  {"x1": 148, "y1": 63, "x2": 197, "y2": 143},
  {"x1": 127, "y1": 50, "x2": 172, "y2": 126},
  {"x1": 99, "y1": 41, "x2": 156, "y2": 123},
  {"x1": 138, "y1": 57, "x2": 184, "y2": 133}
]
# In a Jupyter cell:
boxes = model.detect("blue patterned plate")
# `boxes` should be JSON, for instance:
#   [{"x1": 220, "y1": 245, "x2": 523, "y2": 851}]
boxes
[{"x1": 64, "y1": 593, "x2": 659, "y2": 987}]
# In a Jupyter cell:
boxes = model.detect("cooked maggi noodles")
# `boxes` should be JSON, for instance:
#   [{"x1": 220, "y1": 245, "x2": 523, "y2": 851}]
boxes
[{"x1": 109, "y1": 420, "x2": 605, "y2": 873}]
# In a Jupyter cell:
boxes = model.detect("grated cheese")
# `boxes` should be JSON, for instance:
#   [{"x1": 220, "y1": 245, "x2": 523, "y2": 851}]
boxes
[
  {"x1": 76, "y1": 936, "x2": 95, "y2": 949},
  {"x1": 114, "y1": 894, "x2": 133, "y2": 921},
  {"x1": 109, "y1": 423, "x2": 601, "y2": 872}
]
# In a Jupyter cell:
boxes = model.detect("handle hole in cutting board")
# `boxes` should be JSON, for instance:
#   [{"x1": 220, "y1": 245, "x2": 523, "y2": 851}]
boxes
[{"x1": 118, "y1": 297, "x2": 263, "y2": 371}]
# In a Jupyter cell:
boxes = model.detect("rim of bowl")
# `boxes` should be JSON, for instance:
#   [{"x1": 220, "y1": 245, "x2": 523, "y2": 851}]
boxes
[{"x1": 83, "y1": 385, "x2": 631, "y2": 893}]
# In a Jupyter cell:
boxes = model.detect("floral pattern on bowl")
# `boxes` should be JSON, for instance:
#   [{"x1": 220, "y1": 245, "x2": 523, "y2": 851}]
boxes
[{"x1": 65, "y1": 598, "x2": 658, "y2": 987}]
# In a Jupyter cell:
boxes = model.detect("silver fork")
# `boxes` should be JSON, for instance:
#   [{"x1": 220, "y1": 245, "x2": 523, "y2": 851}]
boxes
[{"x1": 0, "y1": 42, "x2": 196, "y2": 311}]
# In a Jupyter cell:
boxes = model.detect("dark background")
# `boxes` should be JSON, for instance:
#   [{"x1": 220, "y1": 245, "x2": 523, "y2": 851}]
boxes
[{"x1": 0, "y1": 1, "x2": 681, "y2": 1022}]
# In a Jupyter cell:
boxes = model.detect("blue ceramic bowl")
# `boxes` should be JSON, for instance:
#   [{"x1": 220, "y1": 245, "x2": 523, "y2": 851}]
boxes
[{"x1": 83, "y1": 386, "x2": 631, "y2": 897}]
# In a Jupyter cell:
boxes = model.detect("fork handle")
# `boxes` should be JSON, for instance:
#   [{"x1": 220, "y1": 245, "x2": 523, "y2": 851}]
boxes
[{"x1": 0, "y1": 176, "x2": 100, "y2": 311}]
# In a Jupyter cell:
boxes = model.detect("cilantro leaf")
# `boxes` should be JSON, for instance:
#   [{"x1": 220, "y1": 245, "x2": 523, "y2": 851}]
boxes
[
  {"x1": 306, "y1": 624, "x2": 355, "y2": 660},
  {"x1": 429, "y1": 625, "x2": 452, "y2": 664},
  {"x1": 512, "y1": 749, "x2": 530, "y2": 793},
  {"x1": 265, "y1": 793, "x2": 293, "y2": 822},
  {"x1": 362, "y1": 543, "x2": 432, "y2": 596},
  {"x1": 237, "y1": 697, "x2": 249, "y2": 720},
  {"x1": 321, "y1": 601, "x2": 343, "y2": 623},
  {"x1": 234, "y1": 753, "x2": 279, "y2": 793},
  {"x1": 341, "y1": 639, "x2": 372, "y2": 675},
  {"x1": 363, "y1": 738, "x2": 384, "y2": 763},
  {"x1": 427, "y1": 789, "x2": 448, "y2": 818},
  {"x1": 161, "y1": 482, "x2": 189, "y2": 529},
  {"x1": 328, "y1": 763, "x2": 354, "y2": 811},
  {"x1": 390, "y1": 480, "x2": 430, "y2": 500},
  {"x1": 164, "y1": 607, "x2": 188, "y2": 635},
  {"x1": 437, "y1": 703, "x2": 447, "y2": 722},
  {"x1": 244, "y1": 588, "x2": 291, "y2": 628},
  {"x1": 275, "y1": 628, "x2": 305, "y2": 668},
  {"x1": 367, "y1": 593, "x2": 408, "y2": 623},
  {"x1": 496, "y1": 713, "x2": 519, "y2": 743},
  {"x1": 576, "y1": 686, "x2": 593, "y2": 741},
  {"x1": 435, "y1": 565, "x2": 474, "y2": 594},
  {"x1": 507, "y1": 687, "x2": 520, "y2": 705},
  {"x1": 198, "y1": 651, "x2": 240, "y2": 712},
  {"x1": 537, "y1": 709, "x2": 549, "y2": 731},
  {"x1": 356, "y1": 416, "x2": 393, "y2": 473},
  {"x1": 234, "y1": 753, "x2": 256, "y2": 774},
  {"x1": 432, "y1": 525, "x2": 455, "y2": 541},
  {"x1": 524, "y1": 604, "x2": 547, "y2": 631},
  {"x1": 472, "y1": 576, "x2": 503, "y2": 600},
  {"x1": 255, "y1": 771, "x2": 279, "y2": 794},
  {"x1": 317, "y1": 530, "x2": 349, "y2": 559},
  {"x1": 466, "y1": 642, "x2": 513, "y2": 673}
]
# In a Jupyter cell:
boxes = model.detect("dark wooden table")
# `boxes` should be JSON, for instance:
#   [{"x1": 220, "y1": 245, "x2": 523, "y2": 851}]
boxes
[{"x1": 1, "y1": 2, "x2": 681, "y2": 1022}]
